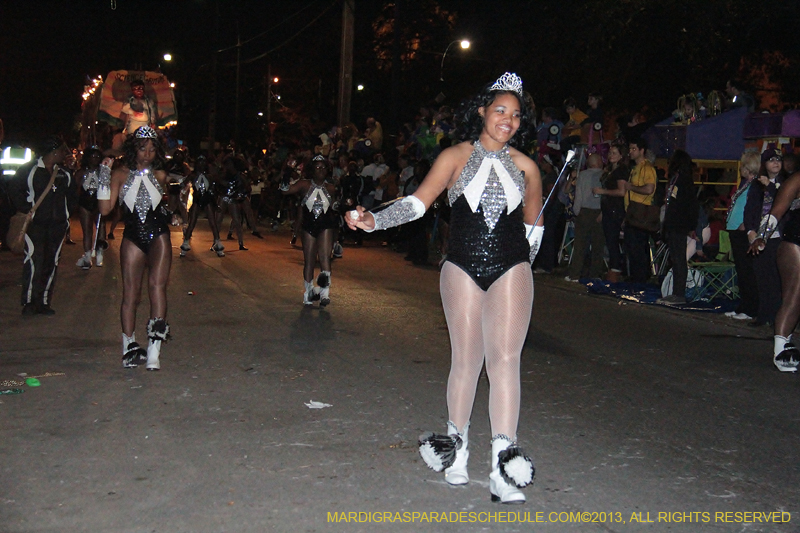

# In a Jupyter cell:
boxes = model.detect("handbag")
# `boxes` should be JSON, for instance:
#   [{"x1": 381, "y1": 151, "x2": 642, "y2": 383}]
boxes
[
  {"x1": 625, "y1": 192, "x2": 661, "y2": 233},
  {"x1": 7, "y1": 167, "x2": 59, "y2": 255}
]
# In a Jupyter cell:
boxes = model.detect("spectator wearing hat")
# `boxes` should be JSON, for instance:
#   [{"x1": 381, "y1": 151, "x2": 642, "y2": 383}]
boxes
[
  {"x1": 8, "y1": 137, "x2": 77, "y2": 315},
  {"x1": 744, "y1": 148, "x2": 787, "y2": 326}
]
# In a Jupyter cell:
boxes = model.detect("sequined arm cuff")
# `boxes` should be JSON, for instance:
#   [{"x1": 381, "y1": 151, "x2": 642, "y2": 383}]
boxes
[
  {"x1": 368, "y1": 195, "x2": 426, "y2": 232},
  {"x1": 97, "y1": 164, "x2": 112, "y2": 200},
  {"x1": 757, "y1": 214, "x2": 778, "y2": 241}
]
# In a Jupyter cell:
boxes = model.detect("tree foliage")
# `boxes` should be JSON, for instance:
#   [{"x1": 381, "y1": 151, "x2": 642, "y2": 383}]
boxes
[{"x1": 365, "y1": 0, "x2": 800, "y2": 125}]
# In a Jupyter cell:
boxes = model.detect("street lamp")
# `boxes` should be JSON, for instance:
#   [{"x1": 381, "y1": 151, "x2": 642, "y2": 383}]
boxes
[
  {"x1": 163, "y1": 53, "x2": 172, "y2": 62},
  {"x1": 440, "y1": 39, "x2": 470, "y2": 82}
]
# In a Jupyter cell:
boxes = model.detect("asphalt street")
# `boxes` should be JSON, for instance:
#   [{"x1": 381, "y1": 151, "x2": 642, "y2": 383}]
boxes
[{"x1": 1, "y1": 220, "x2": 798, "y2": 533}]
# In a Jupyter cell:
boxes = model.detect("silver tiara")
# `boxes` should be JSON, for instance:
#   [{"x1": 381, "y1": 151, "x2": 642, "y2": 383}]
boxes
[
  {"x1": 134, "y1": 126, "x2": 158, "y2": 139},
  {"x1": 312, "y1": 154, "x2": 326, "y2": 162},
  {"x1": 490, "y1": 72, "x2": 523, "y2": 96}
]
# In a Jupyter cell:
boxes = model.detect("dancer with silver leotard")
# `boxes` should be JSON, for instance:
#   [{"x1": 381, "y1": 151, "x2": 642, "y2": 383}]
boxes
[
  {"x1": 348, "y1": 73, "x2": 544, "y2": 504},
  {"x1": 75, "y1": 146, "x2": 108, "y2": 269},
  {"x1": 98, "y1": 126, "x2": 171, "y2": 371},
  {"x1": 180, "y1": 155, "x2": 224, "y2": 257},
  {"x1": 282, "y1": 154, "x2": 338, "y2": 306},
  {"x1": 750, "y1": 169, "x2": 800, "y2": 373},
  {"x1": 216, "y1": 155, "x2": 248, "y2": 251}
]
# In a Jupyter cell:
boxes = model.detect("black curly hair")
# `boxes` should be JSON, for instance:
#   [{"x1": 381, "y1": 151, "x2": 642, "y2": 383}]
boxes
[
  {"x1": 455, "y1": 82, "x2": 532, "y2": 149},
  {"x1": 122, "y1": 133, "x2": 167, "y2": 171}
]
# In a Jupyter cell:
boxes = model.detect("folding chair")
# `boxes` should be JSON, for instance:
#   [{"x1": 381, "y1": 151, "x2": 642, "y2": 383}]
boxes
[
  {"x1": 686, "y1": 261, "x2": 739, "y2": 302},
  {"x1": 558, "y1": 220, "x2": 575, "y2": 265},
  {"x1": 650, "y1": 240, "x2": 670, "y2": 277}
]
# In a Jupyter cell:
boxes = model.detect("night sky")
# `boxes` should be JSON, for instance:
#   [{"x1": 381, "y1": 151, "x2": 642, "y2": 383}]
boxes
[{"x1": 1, "y1": 1, "x2": 798, "y2": 150}]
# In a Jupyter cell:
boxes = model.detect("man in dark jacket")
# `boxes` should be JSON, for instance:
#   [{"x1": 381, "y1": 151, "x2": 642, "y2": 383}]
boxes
[
  {"x1": 658, "y1": 150, "x2": 699, "y2": 304},
  {"x1": 9, "y1": 137, "x2": 76, "y2": 315}
]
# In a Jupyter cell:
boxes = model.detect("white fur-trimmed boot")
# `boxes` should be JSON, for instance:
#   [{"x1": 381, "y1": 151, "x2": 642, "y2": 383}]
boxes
[
  {"x1": 121, "y1": 332, "x2": 147, "y2": 368},
  {"x1": 146, "y1": 318, "x2": 170, "y2": 371},
  {"x1": 419, "y1": 423, "x2": 467, "y2": 481},
  {"x1": 317, "y1": 271, "x2": 331, "y2": 307},
  {"x1": 303, "y1": 280, "x2": 316, "y2": 306},
  {"x1": 444, "y1": 421, "x2": 469, "y2": 485},
  {"x1": 489, "y1": 435, "x2": 535, "y2": 504},
  {"x1": 211, "y1": 239, "x2": 225, "y2": 257}
]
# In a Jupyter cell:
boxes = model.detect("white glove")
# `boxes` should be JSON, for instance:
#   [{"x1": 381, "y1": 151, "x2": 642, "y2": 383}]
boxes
[{"x1": 525, "y1": 224, "x2": 544, "y2": 263}]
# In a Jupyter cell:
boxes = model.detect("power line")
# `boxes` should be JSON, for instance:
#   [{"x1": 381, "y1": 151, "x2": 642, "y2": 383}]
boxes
[
  {"x1": 232, "y1": 0, "x2": 340, "y2": 66},
  {"x1": 215, "y1": 0, "x2": 323, "y2": 53}
]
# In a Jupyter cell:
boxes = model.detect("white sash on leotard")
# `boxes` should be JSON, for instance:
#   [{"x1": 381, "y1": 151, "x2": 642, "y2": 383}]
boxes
[{"x1": 462, "y1": 156, "x2": 523, "y2": 216}]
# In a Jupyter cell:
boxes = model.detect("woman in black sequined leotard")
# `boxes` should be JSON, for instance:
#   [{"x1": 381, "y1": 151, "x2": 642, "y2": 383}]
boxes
[
  {"x1": 75, "y1": 147, "x2": 107, "y2": 269},
  {"x1": 347, "y1": 76, "x2": 544, "y2": 503},
  {"x1": 180, "y1": 155, "x2": 224, "y2": 257},
  {"x1": 445, "y1": 141, "x2": 531, "y2": 290},
  {"x1": 750, "y1": 170, "x2": 800, "y2": 373},
  {"x1": 98, "y1": 127, "x2": 172, "y2": 371},
  {"x1": 282, "y1": 155, "x2": 338, "y2": 306}
]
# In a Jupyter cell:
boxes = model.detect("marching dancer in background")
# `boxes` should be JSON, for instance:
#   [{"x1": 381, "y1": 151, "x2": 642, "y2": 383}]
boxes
[
  {"x1": 180, "y1": 154, "x2": 225, "y2": 257},
  {"x1": 281, "y1": 154, "x2": 338, "y2": 306},
  {"x1": 75, "y1": 146, "x2": 107, "y2": 269}
]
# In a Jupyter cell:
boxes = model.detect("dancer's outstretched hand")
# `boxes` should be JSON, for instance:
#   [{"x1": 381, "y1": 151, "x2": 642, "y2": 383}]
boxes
[{"x1": 346, "y1": 206, "x2": 375, "y2": 231}]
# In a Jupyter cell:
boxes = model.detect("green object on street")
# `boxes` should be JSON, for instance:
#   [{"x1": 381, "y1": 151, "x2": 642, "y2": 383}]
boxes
[
  {"x1": 25, "y1": 378, "x2": 41, "y2": 387},
  {"x1": 0, "y1": 389, "x2": 25, "y2": 395}
]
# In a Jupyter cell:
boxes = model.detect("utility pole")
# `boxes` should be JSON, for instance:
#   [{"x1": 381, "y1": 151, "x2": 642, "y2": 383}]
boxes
[
  {"x1": 390, "y1": 0, "x2": 402, "y2": 133},
  {"x1": 337, "y1": 0, "x2": 354, "y2": 128},
  {"x1": 234, "y1": 31, "x2": 241, "y2": 149},
  {"x1": 208, "y1": 0, "x2": 220, "y2": 149},
  {"x1": 267, "y1": 64, "x2": 272, "y2": 141}
]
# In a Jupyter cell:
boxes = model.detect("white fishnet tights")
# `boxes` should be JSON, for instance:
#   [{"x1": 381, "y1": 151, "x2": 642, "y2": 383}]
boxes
[{"x1": 440, "y1": 261, "x2": 533, "y2": 438}]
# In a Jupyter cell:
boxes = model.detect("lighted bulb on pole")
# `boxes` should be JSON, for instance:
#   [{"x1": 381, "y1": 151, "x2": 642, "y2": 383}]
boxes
[{"x1": 440, "y1": 39, "x2": 470, "y2": 82}]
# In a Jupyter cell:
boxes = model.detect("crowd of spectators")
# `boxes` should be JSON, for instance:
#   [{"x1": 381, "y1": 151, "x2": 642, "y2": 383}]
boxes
[{"x1": 2, "y1": 77, "x2": 793, "y2": 327}]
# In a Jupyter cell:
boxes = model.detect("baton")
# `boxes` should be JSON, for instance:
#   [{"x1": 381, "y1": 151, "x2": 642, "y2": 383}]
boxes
[
  {"x1": 91, "y1": 212, "x2": 101, "y2": 256},
  {"x1": 527, "y1": 149, "x2": 577, "y2": 239}
]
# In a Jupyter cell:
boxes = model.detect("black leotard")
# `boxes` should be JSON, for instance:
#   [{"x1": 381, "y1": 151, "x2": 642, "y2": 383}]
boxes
[
  {"x1": 445, "y1": 140, "x2": 529, "y2": 291},
  {"x1": 301, "y1": 182, "x2": 338, "y2": 238},
  {"x1": 782, "y1": 203, "x2": 800, "y2": 247},
  {"x1": 120, "y1": 170, "x2": 170, "y2": 254}
]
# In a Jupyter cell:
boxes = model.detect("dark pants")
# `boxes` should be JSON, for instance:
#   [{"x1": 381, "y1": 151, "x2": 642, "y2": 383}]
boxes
[
  {"x1": 21, "y1": 221, "x2": 67, "y2": 306},
  {"x1": 569, "y1": 208, "x2": 605, "y2": 279},
  {"x1": 752, "y1": 238, "x2": 782, "y2": 324},
  {"x1": 601, "y1": 207, "x2": 625, "y2": 272},
  {"x1": 533, "y1": 201, "x2": 564, "y2": 272},
  {"x1": 405, "y1": 216, "x2": 428, "y2": 264},
  {"x1": 665, "y1": 229, "x2": 688, "y2": 297},
  {"x1": 624, "y1": 224, "x2": 652, "y2": 283},
  {"x1": 729, "y1": 229, "x2": 759, "y2": 317}
]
